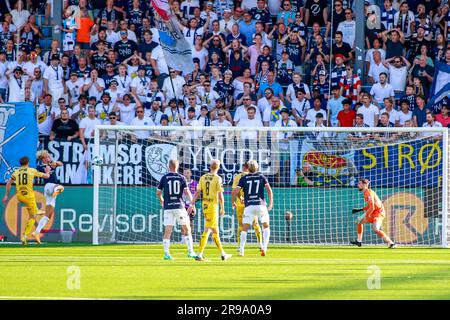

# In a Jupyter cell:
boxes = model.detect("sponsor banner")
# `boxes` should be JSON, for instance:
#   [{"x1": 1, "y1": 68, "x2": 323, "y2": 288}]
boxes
[
  {"x1": 0, "y1": 186, "x2": 441, "y2": 245},
  {"x1": 40, "y1": 137, "x2": 442, "y2": 187},
  {"x1": 0, "y1": 102, "x2": 39, "y2": 183}
]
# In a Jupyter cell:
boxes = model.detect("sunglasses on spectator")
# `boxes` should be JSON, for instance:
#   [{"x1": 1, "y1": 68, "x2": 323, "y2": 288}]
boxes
[
  {"x1": 136, "y1": 110, "x2": 144, "y2": 113},
  {"x1": 109, "y1": 117, "x2": 116, "y2": 120},
  {"x1": 394, "y1": 60, "x2": 402, "y2": 63},
  {"x1": 189, "y1": 98, "x2": 196, "y2": 100},
  {"x1": 345, "y1": 12, "x2": 352, "y2": 15}
]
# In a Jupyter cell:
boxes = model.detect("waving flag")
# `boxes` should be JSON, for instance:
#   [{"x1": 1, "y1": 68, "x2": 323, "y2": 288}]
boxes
[
  {"x1": 427, "y1": 59, "x2": 450, "y2": 111},
  {"x1": 151, "y1": 0, "x2": 194, "y2": 74}
]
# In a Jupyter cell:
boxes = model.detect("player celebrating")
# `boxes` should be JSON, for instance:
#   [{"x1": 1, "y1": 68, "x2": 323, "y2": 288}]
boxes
[
  {"x1": 2, "y1": 157, "x2": 50, "y2": 245},
  {"x1": 232, "y1": 160, "x2": 273, "y2": 256},
  {"x1": 351, "y1": 178, "x2": 396, "y2": 248},
  {"x1": 157, "y1": 159, "x2": 196, "y2": 260},
  {"x1": 189, "y1": 159, "x2": 232, "y2": 262},
  {"x1": 232, "y1": 162, "x2": 263, "y2": 253},
  {"x1": 32, "y1": 150, "x2": 65, "y2": 244}
]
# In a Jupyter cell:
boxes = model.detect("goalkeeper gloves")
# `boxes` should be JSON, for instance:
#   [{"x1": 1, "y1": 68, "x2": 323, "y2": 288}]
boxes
[{"x1": 352, "y1": 208, "x2": 364, "y2": 214}]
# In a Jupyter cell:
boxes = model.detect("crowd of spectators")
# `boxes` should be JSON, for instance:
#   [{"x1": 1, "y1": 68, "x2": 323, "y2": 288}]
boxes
[{"x1": 1, "y1": 0, "x2": 450, "y2": 184}]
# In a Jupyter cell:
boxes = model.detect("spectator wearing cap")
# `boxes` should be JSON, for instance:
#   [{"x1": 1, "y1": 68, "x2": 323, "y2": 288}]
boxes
[
  {"x1": 155, "y1": 114, "x2": 176, "y2": 140},
  {"x1": 50, "y1": 108, "x2": 79, "y2": 141},
  {"x1": 396, "y1": 99, "x2": 413, "y2": 127},
  {"x1": 162, "y1": 69, "x2": 186, "y2": 101},
  {"x1": 83, "y1": 69, "x2": 105, "y2": 101},
  {"x1": 196, "y1": 104, "x2": 211, "y2": 128},
  {"x1": 237, "y1": 104, "x2": 263, "y2": 141},
  {"x1": 234, "y1": 94, "x2": 262, "y2": 125},
  {"x1": 130, "y1": 64, "x2": 150, "y2": 103},
  {"x1": 200, "y1": 1, "x2": 218, "y2": 29},
  {"x1": 313, "y1": 69, "x2": 330, "y2": 100},
  {"x1": 337, "y1": 99, "x2": 356, "y2": 127},
  {"x1": 370, "y1": 72, "x2": 395, "y2": 108},
  {"x1": 66, "y1": 72, "x2": 84, "y2": 106},
  {"x1": 37, "y1": 93, "x2": 56, "y2": 136},
  {"x1": 275, "y1": 107, "x2": 298, "y2": 185},
  {"x1": 164, "y1": 98, "x2": 186, "y2": 126},
  {"x1": 130, "y1": 104, "x2": 155, "y2": 141},
  {"x1": 6, "y1": 66, "x2": 27, "y2": 102},
  {"x1": 72, "y1": 94, "x2": 89, "y2": 124},
  {"x1": 95, "y1": 91, "x2": 115, "y2": 124}
]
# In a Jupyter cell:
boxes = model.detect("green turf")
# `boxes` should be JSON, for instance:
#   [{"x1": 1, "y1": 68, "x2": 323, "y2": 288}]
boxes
[{"x1": 0, "y1": 243, "x2": 450, "y2": 300}]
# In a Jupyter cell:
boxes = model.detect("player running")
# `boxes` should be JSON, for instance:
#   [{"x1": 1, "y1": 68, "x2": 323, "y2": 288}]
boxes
[
  {"x1": 189, "y1": 159, "x2": 232, "y2": 261},
  {"x1": 232, "y1": 160, "x2": 273, "y2": 257},
  {"x1": 32, "y1": 150, "x2": 65, "y2": 244},
  {"x1": 350, "y1": 178, "x2": 396, "y2": 248},
  {"x1": 232, "y1": 162, "x2": 263, "y2": 253},
  {"x1": 2, "y1": 157, "x2": 50, "y2": 245},
  {"x1": 157, "y1": 159, "x2": 196, "y2": 260}
]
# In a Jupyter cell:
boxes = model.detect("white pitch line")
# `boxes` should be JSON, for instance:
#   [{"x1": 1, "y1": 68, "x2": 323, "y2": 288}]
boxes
[{"x1": 0, "y1": 296, "x2": 113, "y2": 300}]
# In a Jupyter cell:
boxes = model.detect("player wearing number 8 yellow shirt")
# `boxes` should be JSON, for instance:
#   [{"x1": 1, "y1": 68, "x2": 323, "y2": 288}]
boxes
[
  {"x1": 232, "y1": 162, "x2": 262, "y2": 252},
  {"x1": 189, "y1": 159, "x2": 232, "y2": 261},
  {"x1": 2, "y1": 157, "x2": 50, "y2": 245}
]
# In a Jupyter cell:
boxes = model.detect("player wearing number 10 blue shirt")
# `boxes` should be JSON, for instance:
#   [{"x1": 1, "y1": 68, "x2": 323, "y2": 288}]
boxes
[
  {"x1": 233, "y1": 160, "x2": 273, "y2": 257},
  {"x1": 156, "y1": 159, "x2": 196, "y2": 260}
]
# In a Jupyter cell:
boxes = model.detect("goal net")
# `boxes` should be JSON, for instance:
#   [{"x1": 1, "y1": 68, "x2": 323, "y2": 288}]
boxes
[{"x1": 93, "y1": 126, "x2": 449, "y2": 247}]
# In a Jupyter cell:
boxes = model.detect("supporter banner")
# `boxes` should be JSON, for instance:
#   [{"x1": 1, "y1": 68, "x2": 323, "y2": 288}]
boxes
[
  {"x1": 0, "y1": 186, "x2": 441, "y2": 245},
  {"x1": 151, "y1": 0, "x2": 194, "y2": 74},
  {"x1": 0, "y1": 102, "x2": 38, "y2": 183},
  {"x1": 41, "y1": 137, "x2": 442, "y2": 187}
]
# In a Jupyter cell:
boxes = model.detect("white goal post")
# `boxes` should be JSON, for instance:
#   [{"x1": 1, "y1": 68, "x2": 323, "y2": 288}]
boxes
[{"x1": 93, "y1": 125, "x2": 450, "y2": 247}]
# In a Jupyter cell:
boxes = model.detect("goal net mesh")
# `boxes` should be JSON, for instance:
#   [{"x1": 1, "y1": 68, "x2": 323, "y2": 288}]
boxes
[{"x1": 94, "y1": 126, "x2": 447, "y2": 246}]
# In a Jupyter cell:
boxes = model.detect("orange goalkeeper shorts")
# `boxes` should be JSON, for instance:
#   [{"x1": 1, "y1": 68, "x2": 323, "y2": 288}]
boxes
[{"x1": 367, "y1": 210, "x2": 385, "y2": 224}]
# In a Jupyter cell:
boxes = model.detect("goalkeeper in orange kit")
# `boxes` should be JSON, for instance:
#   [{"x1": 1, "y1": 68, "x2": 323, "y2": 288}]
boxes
[{"x1": 350, "y1": 179, "x2": 397, "y2": 248}]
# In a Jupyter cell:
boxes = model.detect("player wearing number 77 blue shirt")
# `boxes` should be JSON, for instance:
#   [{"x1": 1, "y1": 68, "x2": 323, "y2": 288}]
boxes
[
  {"x1": 156, "y1": 159, "x2": 196, "y2": 260},
  {"x1": 232, "y1": 160, "x2": 273, "y2": 257}
]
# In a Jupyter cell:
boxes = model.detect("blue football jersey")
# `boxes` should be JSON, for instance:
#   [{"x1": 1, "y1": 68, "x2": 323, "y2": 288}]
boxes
[
  {"x1": 237, "y1": 173, "x2": 269, "y2": 207},
  {"x1": 157, "y1": 172, "x2": 188, "y2": 210}
]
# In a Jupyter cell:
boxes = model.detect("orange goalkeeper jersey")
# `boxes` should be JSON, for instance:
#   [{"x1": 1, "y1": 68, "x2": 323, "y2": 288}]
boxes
[{"x1": 363, "y1": 189, "x2": 385, "y2": 217}]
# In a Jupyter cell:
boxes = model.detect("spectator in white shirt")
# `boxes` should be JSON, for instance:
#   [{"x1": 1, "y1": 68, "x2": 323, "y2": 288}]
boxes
[
  {"x1": 162, "y1": 69, "x2": 186, "y2": 101},
  {"x1": 79, "y1": 105, "x2": 102, "y2": 151},
  {"x1": 305, "y1": 97, "x2": 328, "y2": 125},
  {"x1": 369, "y1": 72, "x2": 395, "y2": 108},
  {"x1": 380, "y1": 97, "x2": 399, "y2": 125},
  {"x1": 422, "y1": 112, "x2": 443, "y2": 140},
  {"x1": 337, "y1": 8, "x2": 356, "y2": 47},
  {"x1": 368, "y1": 51, "x2": 389, "y2": 84},
  {"x1": 395, "y1": 99, "x2": 413, "y2": 127},
  {"x1": 130, "y1": 65, "x2": 150, "y2": 103},
  {"x1": 382, "y1": 56, "x2": 411, "y2": 97},
  {"x1": 83, "y1": 69, "x2": 105, "y2": 101},
  {"x1": 43, "y1": 54, "x2": 66, "y2": 106},
  {"x1": 6, "y1": 66, "x2": 27, "y2": 102},
  {"x1": 307, "y1": 113, "x2": 329, "y2": 140},
  {"x1": 275, "y1": 108, "x2": 298, "y2": 185},
  {"x1": 146, "y1": 100, "x2": 163, "y2": 125},
  {"x1": 234, "y1": 95, "x2": 262, "y2": 125},
  {"x1": 237, "y1": 105, "x2": 263, "y2": 141},
  {"x1": 291, "y1": 88, "x2": 311, "y2": 126},
  {"x1": 356, "y1": 93, "x2": 380, "y2": 127},
  {"x1": 66, "y1": 72, "x2": 84, "y2": 106},
  {"x1": 130, "y1": 105, "x2": 155, "y2": 140}
]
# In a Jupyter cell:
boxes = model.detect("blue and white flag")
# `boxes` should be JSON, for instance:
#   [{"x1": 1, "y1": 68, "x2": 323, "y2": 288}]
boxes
[
  {"x1": 0, "y1": 102, "x2": 39, "y2": 183},
  {"x1": 151, "y1": 0, "x2": 194, "y2": 74},
  {"x1": 427, "y1": 59, "x2": 450, "y2": 111}
]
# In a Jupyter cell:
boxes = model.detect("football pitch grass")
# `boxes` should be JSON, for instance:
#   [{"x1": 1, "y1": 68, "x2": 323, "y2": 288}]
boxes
[{"x1": 0, "y1": 243, "x2": 450, "y2": 300}]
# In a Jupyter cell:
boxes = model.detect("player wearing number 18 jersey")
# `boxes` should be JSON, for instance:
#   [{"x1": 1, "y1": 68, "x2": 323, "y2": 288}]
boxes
[
  {"x1": 233, "y1": 160, "x2": 273, "y2": 256},
  {"x1": 157, "y1": 159, "x2": 196, "y2": 260},
  {"x1": 2, "y1": 157, "x2": 50, "y2": 245}
]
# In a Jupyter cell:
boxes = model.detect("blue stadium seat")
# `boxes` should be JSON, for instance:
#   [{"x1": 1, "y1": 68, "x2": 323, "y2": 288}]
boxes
[
  {"x1": 41, "y1": 26, "x2": 52, "y2": 38},
  {"x1": 35, "y1": 15, "x2": 45, "y2": 26}
]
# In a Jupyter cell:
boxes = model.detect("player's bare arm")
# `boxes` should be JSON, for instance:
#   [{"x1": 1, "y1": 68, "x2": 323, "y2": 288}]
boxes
[{"x1": 265, "y1": 183, "x2": 273, "y2": 211}]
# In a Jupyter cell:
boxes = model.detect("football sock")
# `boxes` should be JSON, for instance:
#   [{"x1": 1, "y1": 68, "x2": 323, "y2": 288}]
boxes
[
  {"x1": 357, "y1": 224, "x2": 363, "y2": 242},
  {"x1": 163, "y1": 239, "x2": 170, "y2": 256},
  {"x1": 237, "y1": 225, "x2": 242, "y2": 247},
  {"x1": 263, "y1": 227, "x2": 270, "y2": 251},
  {"x1": 184, "y1": 235, "x2": 194, "y2": 254},
  {"x1": 35, "y1": 216, "x2": 49, "y2": 234},
  {"x1": 24, "y1": 218, "x2": 36, "y2": 237},
  {"x1": 212, "y1": 233, "x2": 224, "y2": 255},
  {"x1": 254, "y1": 223, "x2": 262, "y2": 247},
  {"x1": 239, "y1": 231, "x2": 247, "y2": 253},
  {"x1": 198, "y1": 231, "x2": 210, "y2": 256}
]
